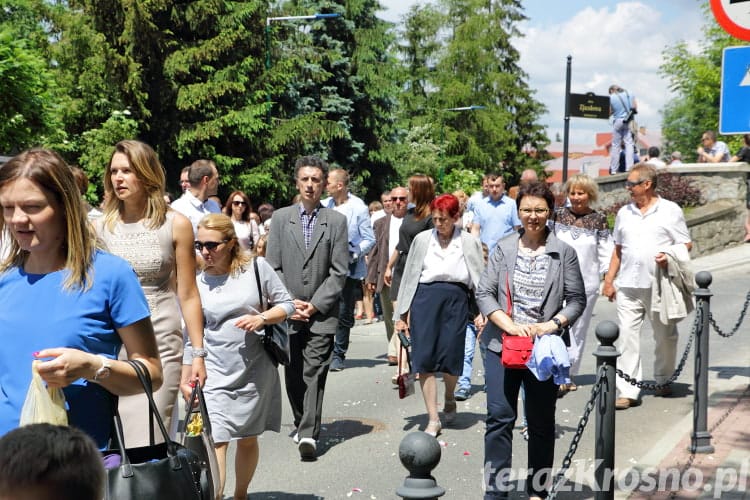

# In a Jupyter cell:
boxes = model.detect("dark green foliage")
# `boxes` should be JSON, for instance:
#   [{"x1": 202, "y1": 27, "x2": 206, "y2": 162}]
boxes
[{"x1": 393, "y1": 0, "x2": 549, "y2": 192}]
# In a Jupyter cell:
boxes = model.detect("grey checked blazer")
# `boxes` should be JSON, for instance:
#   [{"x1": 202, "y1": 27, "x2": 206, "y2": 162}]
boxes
[{"x1": 266, "y1": 204, "x2": 349, "y2": 335}]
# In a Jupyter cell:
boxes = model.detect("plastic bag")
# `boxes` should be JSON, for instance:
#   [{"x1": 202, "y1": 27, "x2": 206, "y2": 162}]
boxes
[{"x1": 19, "y1": 360, "x2": 68, "y2": 426}]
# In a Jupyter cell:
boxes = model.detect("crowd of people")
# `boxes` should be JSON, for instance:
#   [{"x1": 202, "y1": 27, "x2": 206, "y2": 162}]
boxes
[{"x1": 0, "y1": 133, "x2": 745, "y2": 499}]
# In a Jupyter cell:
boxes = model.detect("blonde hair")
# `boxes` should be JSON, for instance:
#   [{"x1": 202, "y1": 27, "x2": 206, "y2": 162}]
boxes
[
  {"x1": 197, "y1": 214, "x2": 251, "y2": 277},
  {"x1": 564, "y1": 174, "x2": 599, "y2": 204},
  {"x1": 0, "y1": 149, "x2": 98, "y2": 290},
  {"x1": 102, "y1": 140, "x2": 168, "y2": 231}
]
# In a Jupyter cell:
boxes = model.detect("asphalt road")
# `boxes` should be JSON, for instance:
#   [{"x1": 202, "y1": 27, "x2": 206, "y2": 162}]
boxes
[{"x1": 216, "y1": 258, "x2": 750, "y2": 500}]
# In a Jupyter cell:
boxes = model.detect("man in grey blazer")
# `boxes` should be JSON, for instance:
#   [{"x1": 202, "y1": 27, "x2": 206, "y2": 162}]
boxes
[{"x1": 266, "y1": 156, "x2": 349, "y2": 460}]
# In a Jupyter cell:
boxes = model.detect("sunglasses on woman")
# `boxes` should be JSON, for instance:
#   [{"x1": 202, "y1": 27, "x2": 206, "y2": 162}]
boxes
[
  {"x1": 194, "y1": 240, "x2": 228, "y2": 251},
  {"x1": 232, "y1": 201, "x2": 247, "y2": 206}
]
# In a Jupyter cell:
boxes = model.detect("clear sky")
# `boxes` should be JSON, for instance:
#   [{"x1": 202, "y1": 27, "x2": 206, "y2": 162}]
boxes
[{"x1": 377, "y1": 0, "x2": 707, "y2": 144}]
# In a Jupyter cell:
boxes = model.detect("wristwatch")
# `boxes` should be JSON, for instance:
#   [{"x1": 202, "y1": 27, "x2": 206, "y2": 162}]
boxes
[
  {"x1": 93, "y1": 355, "x2": 112, "y2": 381},
  {"x1": 551, "y1": 317, "x2": 563, "y2": 332}
]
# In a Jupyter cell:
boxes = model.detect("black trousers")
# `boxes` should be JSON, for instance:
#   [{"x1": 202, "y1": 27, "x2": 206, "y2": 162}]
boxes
[{"x1": 484, "y1": 349, "x2": 558, "y2": 499}]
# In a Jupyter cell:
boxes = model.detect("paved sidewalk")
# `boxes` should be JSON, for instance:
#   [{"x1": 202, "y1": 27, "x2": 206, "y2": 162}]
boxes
[{"x1": 621, "y1": 243, "x2": 750, "y2": 500}]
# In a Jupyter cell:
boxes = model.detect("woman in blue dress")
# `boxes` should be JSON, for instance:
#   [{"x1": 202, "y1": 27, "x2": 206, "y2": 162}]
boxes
[{"x1": 0, "y1": 148, "x2": 161, "y2": 449}]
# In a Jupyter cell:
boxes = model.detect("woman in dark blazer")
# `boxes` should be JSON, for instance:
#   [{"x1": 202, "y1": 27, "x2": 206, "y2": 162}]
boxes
[{"x1": 476, "y1": 182, "x2": 586, "y2": 500}]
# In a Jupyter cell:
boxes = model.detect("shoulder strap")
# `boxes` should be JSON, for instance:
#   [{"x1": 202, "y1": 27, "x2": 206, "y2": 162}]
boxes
[
  {"x1": 615, "y1": 91, "x2": 629, "y2": 111},
  {"x1": 252, "y1": 258, "x2": 267, "y2": 311}
]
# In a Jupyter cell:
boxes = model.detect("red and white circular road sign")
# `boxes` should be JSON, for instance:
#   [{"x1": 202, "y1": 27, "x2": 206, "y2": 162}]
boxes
[{"x1": 711, "y1": 0, "x2": 750, "y2": 40}]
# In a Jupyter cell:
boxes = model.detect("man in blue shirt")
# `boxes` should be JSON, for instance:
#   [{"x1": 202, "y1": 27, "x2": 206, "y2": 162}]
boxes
[
  {"x1": 324, "y1": 169, "x2": 375, "y2": 372},
  {"x1": 470, "y1": 172, "x2": 520, "y2": 253}
]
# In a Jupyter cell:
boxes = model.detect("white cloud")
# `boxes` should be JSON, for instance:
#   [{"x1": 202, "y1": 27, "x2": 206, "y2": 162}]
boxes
[{"x1": 516, "y1": 2, "x2": 704, "y2": 144}]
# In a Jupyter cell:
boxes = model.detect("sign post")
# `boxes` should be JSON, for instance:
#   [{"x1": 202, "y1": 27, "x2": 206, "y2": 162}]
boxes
[{"x1": 719, "y1": 45, "x2": 750, "y2": 135}]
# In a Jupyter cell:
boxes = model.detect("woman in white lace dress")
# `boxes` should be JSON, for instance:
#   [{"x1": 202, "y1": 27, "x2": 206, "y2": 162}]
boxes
[
  {"x1": 551, "y1": 174, "x2": 613, "y2": 392},
  {"x1": 96, "y1": 140, "x2": 206, "y2": 445}
]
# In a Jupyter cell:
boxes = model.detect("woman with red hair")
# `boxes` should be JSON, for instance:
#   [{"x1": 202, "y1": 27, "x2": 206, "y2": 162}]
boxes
[{"x1": 395, "y1": 194, "x2": 484, "y2": 437}]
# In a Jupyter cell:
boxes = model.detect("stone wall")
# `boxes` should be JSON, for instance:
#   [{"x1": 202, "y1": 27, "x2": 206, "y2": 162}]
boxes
[{"x1": 593, "y1": 163, "x2": 750, "y2": 258}]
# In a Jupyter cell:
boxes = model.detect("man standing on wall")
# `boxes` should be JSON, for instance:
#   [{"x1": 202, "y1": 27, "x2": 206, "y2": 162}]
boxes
[{"x1": 608, "y1": 84, "x2": 638, "y2": 175}]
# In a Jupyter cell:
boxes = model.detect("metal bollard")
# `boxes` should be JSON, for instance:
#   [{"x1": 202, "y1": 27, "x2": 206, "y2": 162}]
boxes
[
  {"x1": 594, "y1": 320, "x2": 620, "y2": 500},
  {"x1": 691, "y1": 271, "x2": 714, "y2": 453},
  {"x1": 396, "y1": 431, "x2": 445, "y2": 499}
]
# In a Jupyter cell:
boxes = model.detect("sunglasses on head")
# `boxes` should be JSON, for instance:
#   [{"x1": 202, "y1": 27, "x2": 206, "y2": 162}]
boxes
[{"x1": 194, "y1": 240, "x2": 228, "y2": 251}]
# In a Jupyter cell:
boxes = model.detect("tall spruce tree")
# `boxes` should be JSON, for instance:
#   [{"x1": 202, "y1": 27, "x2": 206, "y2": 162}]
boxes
[
  {"x1": 277, "y1": 0, "x2": 400, "y2": 199},
  {"x1": 395, "y1": 0, "x2": 548, "y2": 188}
]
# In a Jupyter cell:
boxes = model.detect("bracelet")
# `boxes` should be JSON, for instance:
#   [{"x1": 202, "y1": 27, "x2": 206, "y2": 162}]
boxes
[
  {"x1": 260, "y1": 313, "x2": 268, "y2": 325},
  {"x1": 191, "y1": 348, "x2": 207, "y2": 358}
]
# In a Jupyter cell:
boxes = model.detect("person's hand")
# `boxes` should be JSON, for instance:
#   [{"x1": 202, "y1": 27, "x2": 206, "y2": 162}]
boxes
[
  {"x1": 395, "y1": 319, "x2": 409, "y2": 332},
  {"x1": 366, "y1": 282, "x2": 376, "y2": 293},
  {"x1": 190, "y1": 357, "x2": 206, "y2": 388},
  {"x1": 383, "y1": 266, "x2": 393, "y2": 287},
  {"x1": 33, "y1": 348, "x2": 98, "y2": 388},
  {"x1": 655, "y1": 252, "x2": 668, "y2": 269},
  {"x1": 506, "y1": 323, "x2": 535, "y2": 337},
  {"x1": 234, "y1": 313, "x2": 265, "y2": 332},
  {"x1": 602, "y1": 281, "x2": 617, "y2": 302},
  {"x1": 290, "y1": 300, "x2": 317, "y2": 322},
  {"x1": 180, "y1": 377, "x2": 199, "y2": 405},
  {"x1": 473, "y1": 314, "x2": 485, "y2": 331}
]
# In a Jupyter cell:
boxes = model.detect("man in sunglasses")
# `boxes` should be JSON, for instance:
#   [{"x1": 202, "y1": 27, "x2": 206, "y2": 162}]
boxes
[
  {"x1": 366, "y1": 186, "x2": 409, "y2": 365},
  {"x1": 265, "y1": 156, "x2": 348, "y2": 461},
  {"x1": 603, "y1": 163, "x2": 692, "y2": 410}
]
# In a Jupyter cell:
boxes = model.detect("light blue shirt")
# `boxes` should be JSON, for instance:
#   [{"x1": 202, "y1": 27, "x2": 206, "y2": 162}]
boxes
[
  {"x1": 610, "y1": 90, "x2": 635, "y2": 120},
  {"x1": 472, "y1": 195, "x2": 521, "y2": 252},
  {"x1": 324, "y1": 196, "x2": 375, "y2": 279},
  {"x1": 527, "y1": 334, "x2": 571, "y2": 384}
]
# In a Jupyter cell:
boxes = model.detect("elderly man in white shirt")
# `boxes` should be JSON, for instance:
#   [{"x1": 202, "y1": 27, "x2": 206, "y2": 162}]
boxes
[
  {"x1": 171, "y1": 159, "x2": 221, "y2": 234},
  {"x1": 603, "y1": 163, "x2": 692, "y2": 410}
]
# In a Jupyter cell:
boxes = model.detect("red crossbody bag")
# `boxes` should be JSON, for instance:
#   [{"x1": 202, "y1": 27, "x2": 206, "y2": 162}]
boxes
[{"x1": 500, "y1": 274, "x2": 534, "y2": 369}]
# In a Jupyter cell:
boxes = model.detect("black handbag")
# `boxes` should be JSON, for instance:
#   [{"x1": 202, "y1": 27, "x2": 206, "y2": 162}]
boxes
[
  {"x1": 253, "y1": 258, "x2": 290, "y2": 366},
  {"x1": 104, "y1": 360, "x2": 209, "y2": 500}
]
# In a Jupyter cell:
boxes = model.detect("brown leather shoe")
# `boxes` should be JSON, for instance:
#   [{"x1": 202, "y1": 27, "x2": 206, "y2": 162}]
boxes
[
  {"x1": 615, "y1": 397, "x2": 640, "y2": 410},
  {"x1": 654, "y1": 386, "x2": 673, "y2": 397}
]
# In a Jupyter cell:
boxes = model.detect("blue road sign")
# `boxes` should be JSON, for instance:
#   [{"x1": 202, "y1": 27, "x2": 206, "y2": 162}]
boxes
[{"x1": 719, "y1": 45, "x2": 750, "y2": 135}]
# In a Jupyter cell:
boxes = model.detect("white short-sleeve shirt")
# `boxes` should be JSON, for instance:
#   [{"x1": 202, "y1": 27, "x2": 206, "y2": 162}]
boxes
[{"x1": 613, "y1": 197, "x2": 691, "y2": 289}]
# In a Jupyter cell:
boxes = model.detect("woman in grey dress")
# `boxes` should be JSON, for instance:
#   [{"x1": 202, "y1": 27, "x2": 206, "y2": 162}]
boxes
[
  {"x1": 184, "y1": 214, "x2": 294, "y2": 500},
  {"x1": 97, "y1": 140, "x2": 205, "y2": 446}
]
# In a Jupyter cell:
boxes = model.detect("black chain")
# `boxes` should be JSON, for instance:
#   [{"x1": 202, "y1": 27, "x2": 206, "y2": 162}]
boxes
[
  {"x1": 708, "y1": 289, "x2": 750, "y2": 338},
  {"x1": 547, "y1": 365, "x2": 607, "y2": 500},
  {"x1": 666, "y1": 385, "x2": 750, "y2": 499},
  {"x1": 615, "y1": 307, "x2": 701, "y2": 391}
]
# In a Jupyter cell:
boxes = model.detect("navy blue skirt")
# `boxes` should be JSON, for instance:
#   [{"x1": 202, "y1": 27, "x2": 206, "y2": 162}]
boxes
[{"x1": 409, "y1": 281, "x2": 469, "y2": 375}]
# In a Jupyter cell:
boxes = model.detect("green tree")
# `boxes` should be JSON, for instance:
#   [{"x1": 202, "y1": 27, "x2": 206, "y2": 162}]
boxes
[
  {"x1": 659, "y1": 1, "x2": 745, "y2": 160},
  {"x1": 0, "y1": 30, "x2": 62, "y2": 151},
  {"x1": 276, "y1": 0, "x2": 401, "y2": 200},
  {"x1": 393, "y1": 0, "x2": 548, "y2": 191}
]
